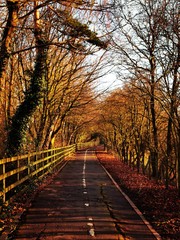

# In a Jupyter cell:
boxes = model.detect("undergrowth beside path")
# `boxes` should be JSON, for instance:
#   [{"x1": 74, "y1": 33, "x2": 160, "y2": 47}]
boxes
[{"x1": 96, "y1": 149, "x2": 180, "y2": 240}]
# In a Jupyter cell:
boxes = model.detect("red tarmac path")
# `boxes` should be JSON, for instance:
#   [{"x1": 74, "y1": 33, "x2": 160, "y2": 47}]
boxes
[{"x1": 11, "y1": 149, "x2": 161, "y2": 239}]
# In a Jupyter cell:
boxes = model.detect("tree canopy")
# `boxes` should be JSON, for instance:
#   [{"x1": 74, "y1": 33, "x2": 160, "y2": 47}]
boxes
[{"x1": 0, "y1": 0, "x2": 179, "y2": 194}]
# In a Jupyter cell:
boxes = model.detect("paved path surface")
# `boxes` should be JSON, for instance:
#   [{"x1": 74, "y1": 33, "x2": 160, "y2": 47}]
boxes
[{"x1": 12, "y1": 150, "x2": 161, "y2": 239}]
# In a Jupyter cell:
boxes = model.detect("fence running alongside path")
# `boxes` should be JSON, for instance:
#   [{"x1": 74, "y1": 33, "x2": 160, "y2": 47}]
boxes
[{"x1": 0, "y1": 144, "x2": 76, "y2": 204}]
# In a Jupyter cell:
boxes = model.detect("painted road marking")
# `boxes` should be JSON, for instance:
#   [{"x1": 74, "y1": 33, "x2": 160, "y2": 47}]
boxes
[{"x1": 83, "y1": 150, "x2": 96, "y2": 237}]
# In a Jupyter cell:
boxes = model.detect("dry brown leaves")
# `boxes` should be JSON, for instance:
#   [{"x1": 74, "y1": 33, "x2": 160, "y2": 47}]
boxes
[{"x1": 96, "y1": 150, "x2": 180, "y2": 240}]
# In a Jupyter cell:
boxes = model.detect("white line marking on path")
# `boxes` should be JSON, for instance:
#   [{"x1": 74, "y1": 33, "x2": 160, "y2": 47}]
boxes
[
  {"x1": 89, "y1": 228, "x2": 95, "y2": 237},
  {"x1": 83, "y1": 150, "x2": 96, "y2": 237}
]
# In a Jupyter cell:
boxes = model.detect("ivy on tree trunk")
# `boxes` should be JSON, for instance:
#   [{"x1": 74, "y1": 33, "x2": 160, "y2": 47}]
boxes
[{"x1": 7, "y1": 40, "x2": 49, "y2": 156}]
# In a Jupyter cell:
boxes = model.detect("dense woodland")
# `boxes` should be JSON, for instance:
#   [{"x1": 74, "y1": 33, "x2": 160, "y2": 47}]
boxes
[{"x1": 0, "y1": 0, "x2": 179, "y2": 194}]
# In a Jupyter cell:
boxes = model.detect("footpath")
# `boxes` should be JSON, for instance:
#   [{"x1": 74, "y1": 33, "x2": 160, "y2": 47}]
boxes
[{"x1": 9, "y1": 150, "x2": 160, "y2": 240}]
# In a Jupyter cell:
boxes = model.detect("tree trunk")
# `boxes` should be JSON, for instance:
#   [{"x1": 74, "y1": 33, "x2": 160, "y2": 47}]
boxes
[
  {"x1": 7, "y1": 1, "x2": 49, "y2": 156},
  {"x1": 165, "y1": 116, "x2": 173, "y2": 188},
  {"x1": 149, "y1": 47, "x2": 158, "y2": 178},
  {"x1": 177, "y1": 128, "x2": 180, "y2": 197},
  {"x1": 0, "y1": 0, "x2": 18, "y2": 110}
]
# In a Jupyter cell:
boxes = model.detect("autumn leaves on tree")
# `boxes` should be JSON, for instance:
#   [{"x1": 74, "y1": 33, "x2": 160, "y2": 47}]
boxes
[
  {"x1": 0, "y1": 0, "x2": 179, "y2": 194},
  {"x1": 0, "y1": 0, "x2": 108, "y2": 157},
  {"x1": 95, "y1": 0, "x2": 180, "y2": 194}
]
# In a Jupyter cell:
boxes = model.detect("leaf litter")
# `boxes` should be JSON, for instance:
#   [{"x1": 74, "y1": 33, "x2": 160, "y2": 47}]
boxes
[{"x1": 96, "y1": 149, "x2": 180, "y2": 240}]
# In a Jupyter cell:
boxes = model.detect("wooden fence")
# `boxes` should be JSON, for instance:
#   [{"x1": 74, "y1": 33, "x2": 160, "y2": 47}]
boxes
[{"x1": 0, "y1": 144, "x2": 76, "y2": 205}]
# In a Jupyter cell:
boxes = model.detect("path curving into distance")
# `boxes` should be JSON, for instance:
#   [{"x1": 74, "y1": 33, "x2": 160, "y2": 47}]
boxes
[{"x1": 11, "y1": 149, "x2": 161, "y2": 240}]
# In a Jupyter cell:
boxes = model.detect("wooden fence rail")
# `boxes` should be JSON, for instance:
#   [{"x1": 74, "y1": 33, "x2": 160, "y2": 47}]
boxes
[{"x1": 0, "y1": 144, "x2": 76, "y2": 205}]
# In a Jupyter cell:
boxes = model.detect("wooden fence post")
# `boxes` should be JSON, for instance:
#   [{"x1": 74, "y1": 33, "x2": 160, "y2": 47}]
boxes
[
  {"x1": 28, "y1": 153, "x2": 30, "y2": 176},
  {"x1": 17, "y1": 157, "x2": 20, "y2": 182},
  {"x1": 3, "y1": 162, "x2": 6, "y2": 203}
]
